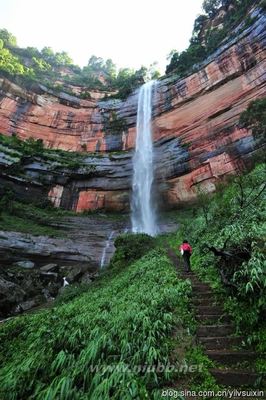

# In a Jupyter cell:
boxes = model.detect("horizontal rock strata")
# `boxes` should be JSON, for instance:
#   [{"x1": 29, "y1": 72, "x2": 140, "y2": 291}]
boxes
[{"x1": 0, "y1": 7, "x2": 265, "y2": 210}]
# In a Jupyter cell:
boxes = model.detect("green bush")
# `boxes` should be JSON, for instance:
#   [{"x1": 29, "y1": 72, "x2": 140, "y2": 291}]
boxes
[
  {"x1": 0, "y1": 134, "x2": 44, "y2": 156},
  {"x1": 0, "y1": 28, "x2": 161, "y2": 99},
  {"x1": 0, "y1": 28, "x2": 17, "y2": 47},
  {"x1": 239, "y1": 97, "x2": 266, "y2": 139},
  {"x1": 0, "y1": 186, "x2": 14, "y2": 215},
  {"x1": 109, "y1": 233, "x2": 157, "y2": 269},
  {"x1": 102, "y1": 111, "x2": 128, "y2": 135}
]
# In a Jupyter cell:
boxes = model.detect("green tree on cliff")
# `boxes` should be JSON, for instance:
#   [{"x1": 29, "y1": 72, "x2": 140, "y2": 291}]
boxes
[
  {"x1": 41, "y1": 46, "x2": 54, "y2": 61},
  {"x1": 202, "y1": 0, "x2": 222, "y2": 16},
  {"x1": 166, "y1": 0, "x2": 260, "y2": 76},
  {"x1": 239, "y1": 98, "x2": 266, "y2": 139},
  {"x1": 53, "y1": 51, "x2": 73, "y2": 66},
  {"x1": 0, "y1": 46, "x2": 24, "y2": 75},
  {"x1": 0, "y1": 29, "x2": 17, "y2": 47},
  {"x1": 192, "y1": 15, "x2": 208, "y2": 39}
]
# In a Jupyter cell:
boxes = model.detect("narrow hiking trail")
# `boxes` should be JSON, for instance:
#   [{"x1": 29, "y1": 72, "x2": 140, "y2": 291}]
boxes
[{"x1": 167, "y1": 248, "x2": 265, "y2": 400}]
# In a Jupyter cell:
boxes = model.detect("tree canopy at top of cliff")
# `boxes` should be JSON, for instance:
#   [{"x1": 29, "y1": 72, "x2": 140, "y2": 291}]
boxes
[
  {"x1": 166, "y1": 0, "x2": 265, "y2": 76},
  {"x1": 0, "y1": 0, "x2": 264, "y2": 100},
  {"x1": 0, "y1": 29, "x2": 160, "y2": 100}
]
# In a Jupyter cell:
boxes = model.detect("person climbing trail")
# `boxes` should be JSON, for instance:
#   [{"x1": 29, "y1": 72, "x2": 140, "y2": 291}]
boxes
[{"x1": 179, "y1": 240, "x2": 192, "y2": 272}]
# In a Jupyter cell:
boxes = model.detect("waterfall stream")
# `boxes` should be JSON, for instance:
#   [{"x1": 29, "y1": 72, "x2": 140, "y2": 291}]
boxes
[
  {"x1": 131, "y1": 81, "x2": 157, "y2": 236},
  {"x1": 100, "y1": 231, "x2": 115, "y2": 268}
]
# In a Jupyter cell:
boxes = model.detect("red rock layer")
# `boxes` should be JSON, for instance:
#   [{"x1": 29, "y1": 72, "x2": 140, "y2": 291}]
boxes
[
  {"x1": 0, "y1": 9, "x2": 265, "y2": 210},
  {"x1": 0, "y1": 79, "x2": 107, "y2": 152},
  {"x1": 76, "y1": 190, "x2": 128, "y2": 212}
]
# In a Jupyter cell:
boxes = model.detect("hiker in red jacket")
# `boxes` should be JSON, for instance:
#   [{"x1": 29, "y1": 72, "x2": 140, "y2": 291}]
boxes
[{"x1": 179, "y1": 240, "x2": 192, "y2": 272}]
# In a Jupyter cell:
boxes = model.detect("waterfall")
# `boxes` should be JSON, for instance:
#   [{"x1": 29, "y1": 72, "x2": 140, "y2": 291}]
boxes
[
  {"x1": 100, "y1": 231, "x2": 115, "y2": 268},
  {"x1": 131, "y1": 80, "x2": 157, "y2": 236}
]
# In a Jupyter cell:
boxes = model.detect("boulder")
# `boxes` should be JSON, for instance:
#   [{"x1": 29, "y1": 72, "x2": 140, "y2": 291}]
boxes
[
  {"x1": 0, "y1": 231, "x2": 94, "y2": 266},
  {"x1": 60, "y1": 265, "x2": 84, "y2": 283},
  {"x1": 17, "y1": 299, "x2": 36, "y2": 312},
  {"x1": 42, "y1": 288, "x2": 54, "y2": 300},
  {"x1": 0, "y1": 278, "x2": 26, "y2": 317},
  {"x1": 40, "y1": 263, "x2": 58, "y2": 272},
  {"x1": 13, "y1": 260, "x2": 35, "y2": 269}
]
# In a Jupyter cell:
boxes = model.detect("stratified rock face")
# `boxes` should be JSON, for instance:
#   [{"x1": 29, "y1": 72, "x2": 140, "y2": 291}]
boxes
[
  {"x1": 76, "y1": 189, "x2": 129, "y2": 212},
  {"x1": 0, "y1": 7, "x2": 265, "y2": 210}
]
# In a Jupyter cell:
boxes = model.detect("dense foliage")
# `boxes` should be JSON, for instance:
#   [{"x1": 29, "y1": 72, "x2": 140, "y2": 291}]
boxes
[
  {"x1": 0, "y1": 29, "x2": 160, "y2": 100},
  {"x1": 239, "y1": 97, "x2": 266, "y2": 139},
  {"x1": 109, "y1": 233, "x2": 156, "y2": 269},
  {"x1": 169, "y1": 163, "x2": 266, "y2": 365},
  {"x1": 166, "y1": 0, "x2": 261, "y2": 76},
  {"x1": 0, "y1": 247, "x2": 193, "y2": 399},
  {"x1": 1, "y1": 0, "x2": 262, "y2": 97}
]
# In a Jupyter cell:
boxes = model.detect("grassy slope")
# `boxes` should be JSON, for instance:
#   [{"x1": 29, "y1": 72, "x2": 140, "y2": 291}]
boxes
[
  {"x1": 0, "y1": 200, "x2": 129, "y2": 237},
  {"x1": 0, "y1": 248, "x2": 196, "y2": 400},
  {"x1": 0, "y1": 201, "x2": 71, "y2": 237},
  {"x1": 0, "y1": 156, "x2": 264, "y2": 398}
]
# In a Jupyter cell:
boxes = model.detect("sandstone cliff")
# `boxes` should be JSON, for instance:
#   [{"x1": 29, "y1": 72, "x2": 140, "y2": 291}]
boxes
[{"x1": 0, "y1": 7, "x2": 265, "y2": 211}]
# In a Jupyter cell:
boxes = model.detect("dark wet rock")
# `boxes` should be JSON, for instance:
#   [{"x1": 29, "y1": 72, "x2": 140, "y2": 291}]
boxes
[
  {"x1": 0, "y1": 212, "x2": 178, "y2": 319},
  {"x1": 18, "y1": 299, "x2": 37, "y2": 312},
  {"x1": 19, "y1": 275, "x2": 41, "y2": 297},
  {"x1": 0, "y1": 277, "x2": 26, "y2": 317},
  {"x1": 60, "y1": 265, "x2": 86, "y2": 283},
  {"x1": 40, "y1": 271, "x2": 59, "y2": 281},
  {"x1": 40, "y1": 263, "x2": 58, "y2": 272},
  {"x1": 42, "y1": 288, "x2": 54, "y2": 301},
  {"x1": 6, "y1": 272, "x2": 15, "y2": 278},
  {"x1": 0, "y1": 230, "x2": 95, "y2": 267},
  {"x1": 0, "y1": 215, "x2": 132, "y2": 318}
]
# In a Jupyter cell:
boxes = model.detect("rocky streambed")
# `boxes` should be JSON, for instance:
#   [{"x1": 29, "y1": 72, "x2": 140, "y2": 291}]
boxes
[
  {"x1": 0, "y1": 213, "x2": 178, "y2": 319},
  {"x1": 0, "y1": 214, "x2": 129, "y2": 319}
]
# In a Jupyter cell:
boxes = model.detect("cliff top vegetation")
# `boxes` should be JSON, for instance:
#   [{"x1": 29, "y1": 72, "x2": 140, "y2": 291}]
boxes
[
  {"x1": 166, "y1": 0, "x2": 265, "y2": 76},
  {"x1": 1, "y1": 0, "x2": 264, "y2": 100},
  {"x1": 0, "y1": 29, "x2": 160, "y2": 100}
]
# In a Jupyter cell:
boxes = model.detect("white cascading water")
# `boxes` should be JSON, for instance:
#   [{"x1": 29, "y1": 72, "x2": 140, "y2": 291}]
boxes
[
  {"x1": 131, "y1": 80, "x2": 157, "y2": 236},
  {"x1": 100, "y1": 231, "x2": 115, "y2": 268}
]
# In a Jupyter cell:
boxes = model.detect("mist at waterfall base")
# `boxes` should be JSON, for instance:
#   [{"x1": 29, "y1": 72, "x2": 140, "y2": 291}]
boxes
[{"x1": 131, "y1": 81, "x2": 158, "y2": 237}]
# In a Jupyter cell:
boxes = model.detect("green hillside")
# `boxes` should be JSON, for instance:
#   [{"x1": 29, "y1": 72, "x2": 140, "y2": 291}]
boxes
[{"x1": 0, "y1": 160, "x2": 265, "y2": 399}]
